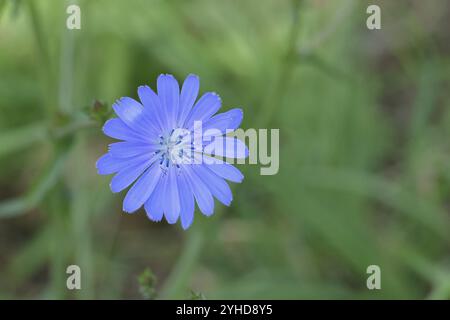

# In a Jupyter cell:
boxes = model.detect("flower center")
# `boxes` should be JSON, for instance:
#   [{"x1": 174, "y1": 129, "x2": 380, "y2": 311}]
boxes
[{"x1": 157, "y1": 128, "x2": 193, "y2": 169}]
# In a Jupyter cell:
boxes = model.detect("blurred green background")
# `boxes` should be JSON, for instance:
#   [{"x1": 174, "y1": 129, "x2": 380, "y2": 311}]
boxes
[{"x1": 0, "y1": 0, "x2": 449, "y2": 299}]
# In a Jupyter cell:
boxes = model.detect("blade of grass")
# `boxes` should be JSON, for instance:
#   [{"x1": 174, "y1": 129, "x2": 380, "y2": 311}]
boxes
[{"x1": 0, "y1": 146, "x2": 70, "y2": 218}]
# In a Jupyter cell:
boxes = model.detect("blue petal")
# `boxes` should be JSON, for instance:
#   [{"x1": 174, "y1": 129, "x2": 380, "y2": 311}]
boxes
[
  {"x1": 192, "y1": 165, "x2": 232, "y2": 206},
  {"x1": 203, "y1": 108, "x2": 243, "y2": 136},
  {"x1": 204, "y1": 136, "x2": 249, "y2": 159},
  {"x1": 178, "y1": 172, "x2": 195, "y2": 229},
  {"x1": 110, "y1": 158, "x2": 154, "y2": 193},
  {"x1": 113, "y1": 98, "x2": 159, "y2": 138},
  {"x1": 96, "y1": 153, "x2": 126, "y2": 175},
  {"x1": 137, "y1": 85, "x2": 165, "y2": 131},
  {"x1": 123, "y1": 164, "x2": 162, "y2": 213},
  {"x1": 162, "y1": 167, "x2": 181, "y2": 224},
  {"x1": 184, "y1": 92, "x2": 221, "y2": 129},
  {"x1": 183, "y1": 166, "x2": 214, "y2": 216},
  {"x1": 109, "y1": 141, "x2": 158, "y2": 158},
  {"x1": 157, "y1": 74, "x2": 179, "y2": 129},
  {"x1": 112, "y1": 97, "x2": 143, "y2": 127},
  {"x1": 177, "y1": 74, "x2": 199, "y2": 127},
  {"x1": 144, "y1": 178, "x2": 165, "y2": 222},
  {"x1": 103, "y1": 118, "x2": 146, "y2": 142},
  {"x1": 97, "y1": 152, "x2": 155, "y2": 175},
  {"x1": 205, "y1": 158, "x2": 244, "y2": 183}
]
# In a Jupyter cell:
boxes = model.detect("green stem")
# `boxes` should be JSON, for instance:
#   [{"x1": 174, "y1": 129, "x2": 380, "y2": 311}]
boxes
[
  {"x1": 48, "y1": 188, "x2": 70, "y2": 299},
  {"x1": 52, "y1": 118, "x2": 96, "y2": 139},
  {"x1": 27, "y1": 0, "x2": 56, "y2": 116},
  {"x1": 257, "y1": 0, "x2": 303, "y2": 127},
  {"x1": 59, "y1": 19, "x2": 76, "y2": 114},
  {"x1": 69, "y1": 136, "x2": 95, "y2": 298},
  {"x1": 160, "y1": 225, "x2": 205, "y2": 299}
]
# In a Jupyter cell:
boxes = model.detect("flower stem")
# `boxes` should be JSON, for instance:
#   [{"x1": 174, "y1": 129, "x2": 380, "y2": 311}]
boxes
[{"x1": 159, "y1": 225, "x2": 205, "y2": 299}]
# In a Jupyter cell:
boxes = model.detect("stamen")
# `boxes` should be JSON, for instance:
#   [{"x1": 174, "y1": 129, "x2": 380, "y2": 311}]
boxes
[{"x1": 156, "y1": 127, "x2": 192, "y2": 169}]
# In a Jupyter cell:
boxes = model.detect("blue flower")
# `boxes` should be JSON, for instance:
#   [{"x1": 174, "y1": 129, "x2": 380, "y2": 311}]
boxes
[{"x1": 96, "y1": 74, "x2": 248, "y2": 229}]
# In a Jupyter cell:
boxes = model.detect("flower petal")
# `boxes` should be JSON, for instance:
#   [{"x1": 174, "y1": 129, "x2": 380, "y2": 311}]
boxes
[
  {"x1": 204, "y1": 136, "x2": 249, "y2": 159},
  {"x1": 144, "y1": 178, "x2": 165, "y2": 222},
  {"x1": 113, "y1": 98, "x2": 158, "y2": 138},
  {"x1": 96, "y1": 153, "x2": 125, "y2": 175},
  {"x1": 178, "y1": 172, "x2": 195, "y2": 229},
  {"x1": 109, "y1": 141, "x2": 158, "y2": 158},
  {"x1": 183, "y1": 165, "x2": 214, "y2": 216},
  {"x1": 184, "y1": 92, "x2": 221, "y2": 129},
  {"x1": 103, "y1": 118, "x2": 146, "y2": 142},
  {"x1": 192, "y1": 165, "x2": 232, "y2": 206},
  {"x1": 123, "y1": 164, "x2": 162, "y2": 213},
  {"x1": 157, "y1": 74, "x2": 179, "y2": 129},
  {"x1": 110, "y1": 157, "x2": 154, "y2": 193},
  {"x1": 162, "y1": 167, "x2": 181, "y2": 224},
  {"x1": 177, "y1": 74, "x2": 199, "y2": 127},
  {"x1": 203, "y1": 108, "x2": 243, "y2": 137},
  {"x1": 204, "y1": 158, "x2": 244, "y2": 183},
  {"x1": 112, "y1": 97, "x2": 143, "y2": 127},
  {"x1": 137, "y1": 85, "x2": 165, "y2": 131},
  {"x1": 97, "y1": 152, "x2": 156, "y2": 175}
]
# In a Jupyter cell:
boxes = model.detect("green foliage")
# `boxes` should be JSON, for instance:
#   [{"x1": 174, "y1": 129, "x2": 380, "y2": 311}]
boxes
[
  {"x1": 138, "y1": 268, "x2": 157, "y2": 300},
  {"x1": 189, "y1": 290, "x2": 206, "y2": 300}
]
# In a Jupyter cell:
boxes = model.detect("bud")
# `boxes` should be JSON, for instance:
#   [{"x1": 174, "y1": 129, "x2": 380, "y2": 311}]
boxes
[
  {"x1": 138, "y1": 268, "x2": 157, "y2": 300},
  {"x1": 84, "y1": 100, "x2": 112, "y2": 124}
]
